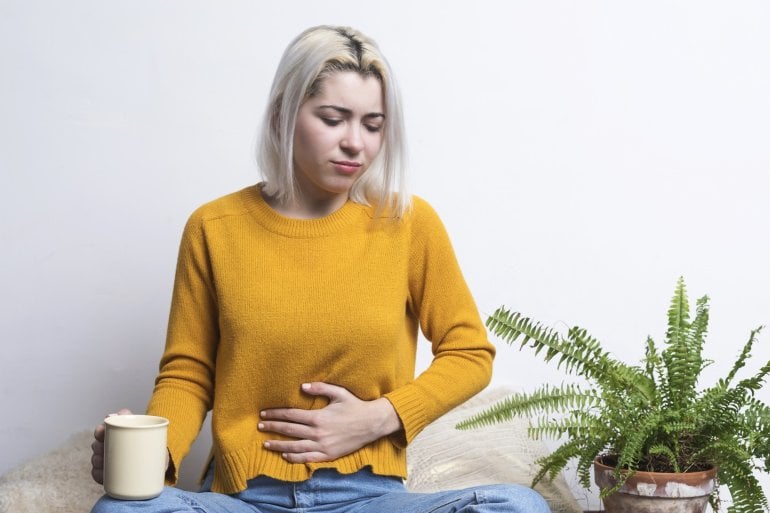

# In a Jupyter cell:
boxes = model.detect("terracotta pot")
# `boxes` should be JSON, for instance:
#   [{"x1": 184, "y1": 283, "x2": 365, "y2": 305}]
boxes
[{"x1": 594, "y1": 457, "x2": 717, "y2": 513}]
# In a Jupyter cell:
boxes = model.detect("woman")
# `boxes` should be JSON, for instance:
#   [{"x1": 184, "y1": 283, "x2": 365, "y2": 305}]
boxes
[{"x1": 90, "y1": 25, "x2": 551, "y2": 513}]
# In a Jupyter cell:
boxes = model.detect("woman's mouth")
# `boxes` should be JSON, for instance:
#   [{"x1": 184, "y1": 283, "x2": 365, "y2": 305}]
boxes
[{"x1": 331, "y1": 161, "x2": 362, "y2": 175}]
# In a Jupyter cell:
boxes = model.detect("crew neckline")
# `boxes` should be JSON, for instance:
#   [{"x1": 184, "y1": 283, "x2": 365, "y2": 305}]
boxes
[{"x1": 242, "y1": 184, "x2": 367, "y2": 238}]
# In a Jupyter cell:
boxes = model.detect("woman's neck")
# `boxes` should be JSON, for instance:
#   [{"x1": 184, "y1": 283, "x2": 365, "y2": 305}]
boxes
[{"x1": 260, "y1": 187, "x2": 348, "y2": 220}]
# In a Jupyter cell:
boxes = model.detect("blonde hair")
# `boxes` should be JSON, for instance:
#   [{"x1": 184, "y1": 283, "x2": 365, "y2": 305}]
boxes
[{"x1": 256, "y1": 25, "x2": 409, "y2": 217}]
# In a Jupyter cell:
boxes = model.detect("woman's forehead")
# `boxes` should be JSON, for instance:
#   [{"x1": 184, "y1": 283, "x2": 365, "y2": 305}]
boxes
[{"x1": 309, "y1": 71, "x2": 384, "y2": 114}]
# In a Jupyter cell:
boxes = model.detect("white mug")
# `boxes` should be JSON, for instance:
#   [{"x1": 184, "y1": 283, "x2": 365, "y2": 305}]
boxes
[{"x1": 103, "y1": 414, "x2": 169, "y2": 500}]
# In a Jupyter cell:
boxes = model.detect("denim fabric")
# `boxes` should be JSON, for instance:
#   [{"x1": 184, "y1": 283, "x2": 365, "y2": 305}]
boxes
[{"x1": 91, "y1": 467, "x2": 550, "y2": 513}]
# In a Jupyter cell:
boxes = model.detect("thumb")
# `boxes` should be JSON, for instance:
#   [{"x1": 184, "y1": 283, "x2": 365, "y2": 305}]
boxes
[{"x1": 301, "y1": 382, "x2": 349, "y2": 402}]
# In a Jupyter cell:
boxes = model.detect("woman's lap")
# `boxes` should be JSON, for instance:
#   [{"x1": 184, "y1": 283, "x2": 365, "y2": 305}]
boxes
[{"x1": 91, "y1": 468, "x2": 550, "y2": 513}]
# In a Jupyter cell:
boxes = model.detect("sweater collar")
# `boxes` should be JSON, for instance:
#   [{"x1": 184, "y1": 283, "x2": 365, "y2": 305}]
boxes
[{"x1": 242, "y1": 184, "x2": 366, "y2": 238}]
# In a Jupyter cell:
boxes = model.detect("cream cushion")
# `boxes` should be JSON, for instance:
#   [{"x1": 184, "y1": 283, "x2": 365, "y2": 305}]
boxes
[
  {"x1": 406, "y1": 387, "x2": 582, "y2": 513},
  {"x1": 0, "y1": 431, "x2": 103, "y2": 513},
  {"x1": 0, "y1": 388, "x2": 581, "y2": 512}
]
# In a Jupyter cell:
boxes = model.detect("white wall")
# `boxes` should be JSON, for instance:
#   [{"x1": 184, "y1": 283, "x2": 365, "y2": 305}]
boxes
[{"x1": 2, "y1": 1, "x2": 769, "y2": 510}]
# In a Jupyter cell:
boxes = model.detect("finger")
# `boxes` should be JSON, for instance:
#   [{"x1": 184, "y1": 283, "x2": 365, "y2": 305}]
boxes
[
  {"x1": 91, "y1": 439, "x2": 104, "y2": 455},
  {"x1": 281, "y1": 451, "x2": 329, "y2": 464},
  {"x1": 263, "y1": 439, "x2": 319, "y2": 454},
  {"x1": 260, "y1": 408, "x2": 314, "y2": 425},
  {"x1": 93, "y1": 423, "x2": 105, "y2": 442},
  {"x1": 301, "y1": 382, "x2": 348, "y2": 401},
  {"x1": 258, "y1": 420, "x2": 315, "y2": 440},
  {"x1": 91, "y1": 452, "x2": 104, "y2": 469},
  {"x1": 92, "y1": 467, "x2": 104, "y2": 485}
]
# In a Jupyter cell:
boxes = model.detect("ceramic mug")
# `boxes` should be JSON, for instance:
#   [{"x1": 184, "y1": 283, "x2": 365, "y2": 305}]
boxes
[{"x1": 103, "y1": 414, "x2": 169, "y2": 500}]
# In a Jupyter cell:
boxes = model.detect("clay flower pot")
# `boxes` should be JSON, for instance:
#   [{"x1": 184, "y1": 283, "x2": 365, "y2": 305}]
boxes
[{"x1": 594, "y1": 457, "x2": 717, "y2": 513}]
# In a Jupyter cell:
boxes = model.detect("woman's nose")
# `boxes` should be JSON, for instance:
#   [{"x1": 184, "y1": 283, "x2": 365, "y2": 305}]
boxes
[{"x1": 340, "y1": 126, "x2": 364, "y2": 154}]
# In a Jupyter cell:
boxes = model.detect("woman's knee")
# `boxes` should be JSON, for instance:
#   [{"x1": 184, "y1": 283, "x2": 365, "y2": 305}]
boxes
[
  {"x1": 91, "y1": 494, "x2": 140, "y2": 513},
  {"x1": 90, "y1": 487, "x2": 187, "y2": 513}
]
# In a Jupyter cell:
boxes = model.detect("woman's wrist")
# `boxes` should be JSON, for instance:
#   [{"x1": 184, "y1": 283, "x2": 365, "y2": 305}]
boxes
[{"x1": 372, "y1": 397, "x2": 403, "y2": 438}]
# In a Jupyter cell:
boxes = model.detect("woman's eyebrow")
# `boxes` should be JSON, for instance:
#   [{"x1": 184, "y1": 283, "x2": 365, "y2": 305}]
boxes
[{"x1": 317, "y1": 105, "x2": 385, "y2": 119}]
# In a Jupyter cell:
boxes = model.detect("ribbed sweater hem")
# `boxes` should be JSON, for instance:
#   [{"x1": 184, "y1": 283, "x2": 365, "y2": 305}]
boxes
[{"x1": 209, "y1": 437, "x2": 406, "y2": 494}]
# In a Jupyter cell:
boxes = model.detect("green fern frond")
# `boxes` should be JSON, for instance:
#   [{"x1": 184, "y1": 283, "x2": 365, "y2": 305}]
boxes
[
  {"x1": 534, "y1": 433, "x2": 611, "y2": 490},
  {"x1": 725, "y1": 327, "x2": 765, "y2": 386},
  {"x1": 455, "y1": 384, "x2": 601, "y2": 430},
  {"x1": 527, "y1": 410, "x2": 604, "y2": 441},
  {"x1": 531, "y1": 438, "x2": 587, "y2": 487},
  {"x1": 666, "y1": 276, "x2": 690, "y2": 336},
  {"x1": 576, "y1": 437, "x2": 613, "y2": 488},
  {"x1": 690, "y1": 294, "x2": 710, "y2": 344},
  {"x1": 616, "y1": 410, "x2": 671, "y2": 471},
  {"x1": 666, "y1": 276, "x2": 691, "y2": 343},
  {"x1": 486, "y1": 307, "x2": 656, "y2": 403},
  {"x1": 689, "y1": 439, "x2": 748, "y2": 472},
  {"x1": 644, "y1": 336, "x2": 661, "y2": 381},
  {"x1": 739, "y1": 400, "x2": 770, "y2": 465},
  {"x1": 645, "y1": 336, "x2": 668, "y2": 407},
  {"x1": 647, "y1": 443, "x2": 681, "y2": 471},
  {"x1": 717, "y1": 455, "x2": 769, "y2": 513},
  {"x1": 661, "y1": 278, "x2": 706, "y2": 409},
  {"x1": 485, "y1": 309, "x2": 603, "y2": 378},
  {"x1": 485, "y1": 309, "x2": 558, "y2": 350},
  {"x1": 735, "y1": 352, "x2": 770, "y2": 396}
]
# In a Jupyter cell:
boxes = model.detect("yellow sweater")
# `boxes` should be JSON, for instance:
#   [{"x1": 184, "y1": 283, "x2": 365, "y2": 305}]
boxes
[{"x1": 147, "y1": 184, "x2": 495, "y2": 494}]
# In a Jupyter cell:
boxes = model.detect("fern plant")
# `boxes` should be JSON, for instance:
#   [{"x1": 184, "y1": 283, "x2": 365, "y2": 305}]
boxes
[{"x1": 457, "y1": 278, "x2": 770, "y2": 513}]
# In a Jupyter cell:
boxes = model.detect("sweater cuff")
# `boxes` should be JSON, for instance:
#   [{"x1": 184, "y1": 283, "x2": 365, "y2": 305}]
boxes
[{"x1": 383, "y1": 386, "x2": 429, "y2": 446}]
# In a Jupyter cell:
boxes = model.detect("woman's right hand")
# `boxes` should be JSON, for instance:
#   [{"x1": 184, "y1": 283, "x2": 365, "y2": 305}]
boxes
[{"x1": 90, "y1": 408, "x2": 132, "y2": 484}]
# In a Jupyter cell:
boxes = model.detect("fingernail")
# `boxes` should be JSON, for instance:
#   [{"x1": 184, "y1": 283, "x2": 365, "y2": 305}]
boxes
[
  {"x1": 258, "y1": 423, "x2": 264, "y2": 430},
  {"x1": 260, "y1": 411, "x2": 265, "y2": 418},
  {"x1": 263, "y1": 441, "x2": 270, "y2": 448},
  {"x1": 301, "y1": 383, "x2": 310, "y2": 391}
]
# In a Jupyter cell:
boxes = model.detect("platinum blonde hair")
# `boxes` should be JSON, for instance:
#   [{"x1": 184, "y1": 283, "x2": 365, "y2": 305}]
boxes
[{"x1": 257, "y1": 25, "x2": 409, "y2": 217}]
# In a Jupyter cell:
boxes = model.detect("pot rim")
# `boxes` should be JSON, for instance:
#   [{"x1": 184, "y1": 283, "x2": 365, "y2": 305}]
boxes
[{"x1": 593, "y1": 455, "x2": 717, "y2": 481}]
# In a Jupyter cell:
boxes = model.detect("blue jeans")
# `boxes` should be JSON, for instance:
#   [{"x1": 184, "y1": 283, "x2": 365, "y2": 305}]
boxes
[{"x1": 91, "y1": 467, "x2": 550, "y2": 513}]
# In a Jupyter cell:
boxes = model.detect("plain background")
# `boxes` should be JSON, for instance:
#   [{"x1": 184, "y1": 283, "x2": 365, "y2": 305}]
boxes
[{"x1": 2, "y1": 1, "x2": 769, "y2": 509}]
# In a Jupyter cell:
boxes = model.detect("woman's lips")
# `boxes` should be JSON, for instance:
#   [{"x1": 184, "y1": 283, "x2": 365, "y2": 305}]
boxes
[{"x1": 331, "y1": 161, "x2": 362, "y2": 175}]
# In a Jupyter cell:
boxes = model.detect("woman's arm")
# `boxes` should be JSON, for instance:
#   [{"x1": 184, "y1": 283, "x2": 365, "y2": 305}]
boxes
[
  {"x1": 145, "y1": 213, "x2": 219, "y2": 484},
  {"x1": 383, "y1": 197, "x2": 495, "y2": 445}
]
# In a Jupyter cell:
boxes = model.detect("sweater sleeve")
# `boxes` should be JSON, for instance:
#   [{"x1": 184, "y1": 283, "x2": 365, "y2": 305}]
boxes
[
  {"x1": 384, "y1": 197, "x2": 495, "y2": 445},
  {"x1": 146, "y1": 212, "x2": 219, "y2": 485}
]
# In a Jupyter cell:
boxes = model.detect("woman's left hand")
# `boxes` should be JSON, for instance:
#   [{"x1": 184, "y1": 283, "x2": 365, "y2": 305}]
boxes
[{"x1": 258, "y1": 382, "x2": 402, "y2": 463}]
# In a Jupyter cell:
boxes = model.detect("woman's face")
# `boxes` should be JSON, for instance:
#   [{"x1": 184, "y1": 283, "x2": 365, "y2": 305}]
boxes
[{"x1": 292, "y1": 71, "x2": 384, "y2": 211}]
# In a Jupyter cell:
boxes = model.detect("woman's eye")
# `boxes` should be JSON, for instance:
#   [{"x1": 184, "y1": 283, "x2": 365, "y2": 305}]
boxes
[
  {"x1": 321, "y1": 118, "x2": 342, "y2": 127},
  {"x1": 365, "y1": 124, "x2": 383, "y2": 133}
]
